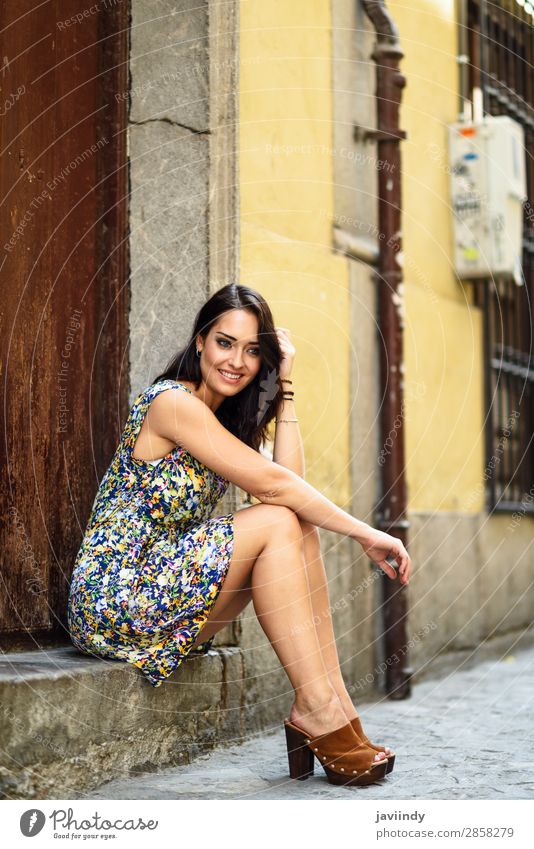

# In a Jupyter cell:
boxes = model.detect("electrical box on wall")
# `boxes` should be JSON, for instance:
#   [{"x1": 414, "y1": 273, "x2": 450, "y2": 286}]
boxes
[{"x1": 447, "y1": 115, "x2": 526, "y2": 284}]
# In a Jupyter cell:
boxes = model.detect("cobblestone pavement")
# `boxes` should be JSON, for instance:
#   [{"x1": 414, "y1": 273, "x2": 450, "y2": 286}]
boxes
[{"x1": 84, "y1": 644, "x2": 534, "y2": 800}]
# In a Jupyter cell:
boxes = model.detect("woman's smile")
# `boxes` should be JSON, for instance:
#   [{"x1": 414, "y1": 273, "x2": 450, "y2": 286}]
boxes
[{"x1": 217, "y1": 368, "x2": 244, "y2": 383}]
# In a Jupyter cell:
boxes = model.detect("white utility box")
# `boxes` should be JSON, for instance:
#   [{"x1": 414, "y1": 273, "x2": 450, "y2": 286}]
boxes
[{"x1": 447, "y1": 115, "x2": 526, "y2": 284}]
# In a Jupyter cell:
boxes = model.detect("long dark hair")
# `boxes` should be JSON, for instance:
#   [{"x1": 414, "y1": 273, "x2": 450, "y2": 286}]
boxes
[{"x1": 153, "y1": 284, "x2": 284, "y2": 451}]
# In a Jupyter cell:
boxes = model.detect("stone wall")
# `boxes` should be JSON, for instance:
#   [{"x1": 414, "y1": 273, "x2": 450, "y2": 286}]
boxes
[{"x1": 128, "y1": 0, "x2": 238, "y2": 402}]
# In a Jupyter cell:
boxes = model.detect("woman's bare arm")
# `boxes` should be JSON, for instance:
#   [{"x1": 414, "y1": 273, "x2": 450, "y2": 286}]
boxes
[
  {"x1": 149, "y1": 387, "x2": 410, "y2": 581},
  {"x1": 270, "y1": 328, "x2": 304, "y2": 476},
  {"x1": 272, "y1": 392, "x2": 305, "y2": 477}
]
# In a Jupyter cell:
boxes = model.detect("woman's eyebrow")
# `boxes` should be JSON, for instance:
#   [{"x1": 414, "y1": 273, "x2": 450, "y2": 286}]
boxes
[{"x1": 216, "y1": 331, "x2": 260, "y2": 344}]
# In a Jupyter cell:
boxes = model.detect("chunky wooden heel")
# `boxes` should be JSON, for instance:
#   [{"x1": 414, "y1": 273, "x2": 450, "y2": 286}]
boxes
[
  {"x1": 283, "y1": 718, "x2": 388, "y2": 787},
  {"x1": 284, "y1": 720, "x2": 315, "y2": 779}
]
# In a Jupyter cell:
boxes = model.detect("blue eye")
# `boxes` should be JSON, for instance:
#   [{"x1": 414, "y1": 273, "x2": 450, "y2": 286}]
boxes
[{"x1": 217, "y1": 338, "x2": 260, "y2": 356}]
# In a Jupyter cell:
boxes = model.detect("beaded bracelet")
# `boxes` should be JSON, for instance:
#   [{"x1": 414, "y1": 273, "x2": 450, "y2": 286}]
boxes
[{"x1": 276, "y1": 418, "x2": 299, "y2": 423}]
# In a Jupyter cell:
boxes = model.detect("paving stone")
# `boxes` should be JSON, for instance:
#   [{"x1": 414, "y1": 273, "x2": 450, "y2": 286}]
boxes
[{"x1": 81, "y1": 643, "x2": 534, "y2": 799}]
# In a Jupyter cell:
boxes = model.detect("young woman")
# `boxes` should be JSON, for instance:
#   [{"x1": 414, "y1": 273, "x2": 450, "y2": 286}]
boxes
[{"x1": 68, "y1": 283, "x2": 411, "y2": 788}]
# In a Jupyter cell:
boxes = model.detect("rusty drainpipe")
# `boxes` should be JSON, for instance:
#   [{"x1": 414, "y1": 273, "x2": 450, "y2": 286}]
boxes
[{"x1": 361, "y1": 0, "x2": 411, "y2": 699}]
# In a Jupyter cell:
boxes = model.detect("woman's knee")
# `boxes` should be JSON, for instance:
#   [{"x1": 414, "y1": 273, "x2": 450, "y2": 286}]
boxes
[
  {"x1": 236, "y1": 503, "x2": 303, "y2": 556},
  {"x1": 231, "y1": 503, "x2": 300, "y2": 562},
  {"x1": 255, "y1": 503, "x2": 303, "y2": 540}
]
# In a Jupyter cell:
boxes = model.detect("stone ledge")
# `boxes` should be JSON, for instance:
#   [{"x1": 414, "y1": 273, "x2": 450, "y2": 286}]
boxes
[{"x1": 0, "y1": 645, "x2": 246, "y2": 800}]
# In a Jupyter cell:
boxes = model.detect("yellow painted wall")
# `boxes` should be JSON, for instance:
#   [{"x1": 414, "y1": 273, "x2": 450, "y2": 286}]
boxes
[
  {"x1": 239, "y1": 1, "x2": 352, "y2": 503},
  {"x1": 388, "y1": 0, "x2": 486, "y2": 511},
  {"x1": 239, "y1": 0, "x2": 485, "y2": 512}
]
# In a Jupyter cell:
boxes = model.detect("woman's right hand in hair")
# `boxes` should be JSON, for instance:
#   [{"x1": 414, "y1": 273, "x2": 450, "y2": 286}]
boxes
[{"x1": 358, "y1": 527, "x2": 411, "y2": 584}]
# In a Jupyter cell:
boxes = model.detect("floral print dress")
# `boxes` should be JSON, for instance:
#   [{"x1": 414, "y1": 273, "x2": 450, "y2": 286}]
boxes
[{"x1": 67, "y1": 379, "x2": 234, "y2": 687}]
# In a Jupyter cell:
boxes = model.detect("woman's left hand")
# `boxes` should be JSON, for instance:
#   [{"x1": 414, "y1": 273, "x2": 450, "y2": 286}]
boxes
[
  {"x1": 275, "y1": 326, "x2": 296, "y2": 380},
  {"x1": 359, "y1": 527, "x2": 411, "y2": 585}
]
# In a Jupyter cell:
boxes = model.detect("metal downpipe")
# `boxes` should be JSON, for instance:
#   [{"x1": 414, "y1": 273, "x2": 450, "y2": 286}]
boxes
[{"x1": 361, "y1": 0, "x2": 411, "y2": 698}]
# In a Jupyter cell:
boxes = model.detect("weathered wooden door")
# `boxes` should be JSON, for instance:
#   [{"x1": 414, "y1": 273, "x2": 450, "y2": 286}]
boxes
[{"x1": 0, "y1": 2, "x2": 129, "y2": 638}]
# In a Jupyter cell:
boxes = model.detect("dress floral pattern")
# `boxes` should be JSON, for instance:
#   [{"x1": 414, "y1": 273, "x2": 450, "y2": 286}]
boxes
[{"x1": 67, "y1": 379, "x2": 234, "y2": 687}]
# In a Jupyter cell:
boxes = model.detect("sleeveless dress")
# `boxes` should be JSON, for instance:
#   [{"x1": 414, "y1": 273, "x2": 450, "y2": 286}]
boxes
[{"x1": 67, "y1": 379, "x2": 235, "y2": 688}]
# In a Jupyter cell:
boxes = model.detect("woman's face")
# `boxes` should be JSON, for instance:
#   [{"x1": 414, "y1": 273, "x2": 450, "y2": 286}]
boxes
[{"x1": 197, "y1": 309, "x2": 262, "y2": 395}]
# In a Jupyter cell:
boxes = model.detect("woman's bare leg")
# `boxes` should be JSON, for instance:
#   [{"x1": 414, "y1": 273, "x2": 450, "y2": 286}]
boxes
[
  {"x1": 188, "y1": 504, "x2": 385, "y2": 756},
  {"x1": 192, "y1": 514, "x2": 362, "y2": 721},
  {"x1": 195, "y1": 574, "x2": 253, "y2": 636},
  {"x1": 296, "y1": 519, "x2": 358, "y2": 719},
  {"x1": 296, "y1": 518, "x2": 392, "y2": 754},
  {"x1": 189, "y1": 504, "x2": 351, "y2": 739},
  {"x1": 193, "y1": 533, "x2": 360, "y2": 722}
]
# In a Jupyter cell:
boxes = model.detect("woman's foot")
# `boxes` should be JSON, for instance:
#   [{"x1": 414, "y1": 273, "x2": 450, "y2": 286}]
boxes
[
  {"x1": 336, "y1": 692, "x2": 394, "y2": 756},
  {"x1": 288, "y1": 693, "x2": 387, "y2": 764}
]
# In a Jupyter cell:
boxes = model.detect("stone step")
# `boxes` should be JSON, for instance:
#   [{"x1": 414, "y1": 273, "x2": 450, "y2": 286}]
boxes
[{"x1": 0, "y1": 644, "x2": 246, "y2": 800}]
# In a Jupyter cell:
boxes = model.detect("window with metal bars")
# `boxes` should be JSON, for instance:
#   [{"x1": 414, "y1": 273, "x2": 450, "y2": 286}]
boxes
[{"x1": 463, "y1": 0, "x2": 534, "y2": 512}]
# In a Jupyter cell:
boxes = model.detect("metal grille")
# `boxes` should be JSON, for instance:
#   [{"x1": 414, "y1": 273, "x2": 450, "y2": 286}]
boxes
[{"x1": 466, "y1": 0, "x2": 534, "y2": 512}]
